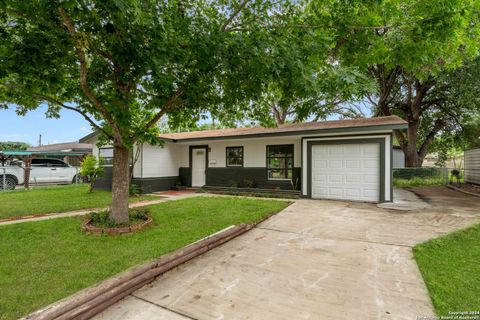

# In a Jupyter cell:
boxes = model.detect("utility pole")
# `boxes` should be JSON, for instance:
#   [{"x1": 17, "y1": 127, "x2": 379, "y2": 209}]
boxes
[{"x1": 38, "y1": 134, "x2": 42, "y2": 146}]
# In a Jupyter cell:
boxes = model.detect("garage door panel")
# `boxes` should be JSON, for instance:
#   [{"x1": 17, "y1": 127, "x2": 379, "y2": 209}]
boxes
[
  {"x1": 344, "y1": 144, "x2": 362, "y2": 154},
  {"x1": 363, "y1": 175, "x2": 378, "y2": 184},
  {"x1": 313, "y1": 160, "x2": 327, "y2": 169},
  {"x1": 363, "y1": 189, "x2": 378, "y2": 198},
  {"x1": 328, "y1": 145, "x2": 344, "y2": 155},
  {"x1": 345, "y1": 175, "x2": 361, "y2": 183},
  {"x1": 311, "y1": 143, "x2": 380, "y2": 202},
  {"x1": 313, "y1": 174, "x2": 327, "y2": 183},
  {"x1": 345, "y1": 160, "x2": 361, "y2": 168},
  {"x1": 344, "y1": 188, "x2": 361, "y2": 197},
  {"x1": 327, "y1": 188, "x2": 344, "y2": 197},
  {"x1": 313, "y1": 187, "x2": 328, "y2": 196},
  {"x1": 363, "y1": 144, "x2": 379, "y2": 155},
  {"x1": 312, "y1": 148, "x2": 328, "y2": 158},
  {"x1": 328, "y1": 160, "x2": 343, "y2": 168},
  {"x1": 364, "y1": 159, "x2": 379, "y2": 168}
]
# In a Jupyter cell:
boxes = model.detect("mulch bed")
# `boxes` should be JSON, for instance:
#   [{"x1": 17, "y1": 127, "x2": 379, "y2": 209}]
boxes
[{"x1": 82, "y1": 217, "x2": 153, "y2": 235}]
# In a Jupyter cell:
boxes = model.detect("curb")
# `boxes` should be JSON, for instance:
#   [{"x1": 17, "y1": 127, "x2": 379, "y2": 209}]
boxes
[
  {"x1": 21, "y1": 215, "x2": 274, "y2": 320},
  {"x1": 447, "y1": 185, "x2": 480, "y2": 198},
  {"x1": 0, "y1": 199, "x2": 165, "y2": 226},
  {"x1": 0, "y1": 209, "x2": 93, "y2": 224}
]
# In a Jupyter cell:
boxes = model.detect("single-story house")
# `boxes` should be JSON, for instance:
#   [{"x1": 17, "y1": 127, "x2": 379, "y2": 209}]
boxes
[{"x1": 80, "y1": 116, "x2": 407, "y2": 203}]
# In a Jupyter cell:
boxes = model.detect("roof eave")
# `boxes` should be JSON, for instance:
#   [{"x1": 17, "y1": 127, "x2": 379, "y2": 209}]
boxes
[{"x1": 167, "y1": 123, "x2": 408, "y2": 143}]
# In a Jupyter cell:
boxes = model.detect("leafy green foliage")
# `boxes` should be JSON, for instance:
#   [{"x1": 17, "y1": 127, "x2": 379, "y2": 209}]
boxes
[
  {"x1": 79, "y1": 155, "x2": 104, "y2": 193},
  {"x1": 0, "y1": 141, "x2": 31, "y2": 151},
  {"x1": 312, "y1": 0, "x2": 480, "y2": 78},
  {"x1": 0, "y1": 0, "x2": 303, "y2": 221},
  {"x1": 308, "y1": 0, "x2": 480, "y2": 166},
  {"x1": 0, "y1": 0, "x2": 301, "y2": 145},
  {"x1": 129, "y1": 183, "x2": 140, "y2": 196},
  {"x1": 129, "y1": 207, "x2": 150, "y2": 221},
  {"x1": 393, "y1": 176, "x2": 446, "y2": 188},
  {"x1": 88, "y1": 207, "x2": 150, "y2": 227}
]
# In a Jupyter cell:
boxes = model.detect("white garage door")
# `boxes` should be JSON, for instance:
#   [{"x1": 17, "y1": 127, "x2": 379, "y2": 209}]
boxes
[{"x1": 311, "y1": 143, "x2": 380, "y2": 202}]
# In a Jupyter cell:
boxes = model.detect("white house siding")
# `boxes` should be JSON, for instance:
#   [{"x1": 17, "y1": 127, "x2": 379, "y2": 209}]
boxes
[
  {"x1": 80, "y1": 135, "x2": 179, "y2": 179},
  {"x1": 465, "y1": 148, "x2": 480, "y2": 185},
  {"x1": 177, "y1": 137, "x2": 302, "y2": 168},
  {"x1": 302, "y1": 133, "x2": 393, "y2": 202},
  {"x1": 139, "y1": 143, "x2": 180, "y2": 178}
]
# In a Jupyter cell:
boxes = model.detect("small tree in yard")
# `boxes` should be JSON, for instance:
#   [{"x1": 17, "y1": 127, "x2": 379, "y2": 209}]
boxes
[
  {"x1": 0, "y1": 0, "x2": 301, "y2": 223},
  {"x1": 79, "y1": 155, "x2": 104, "y2": 193}
]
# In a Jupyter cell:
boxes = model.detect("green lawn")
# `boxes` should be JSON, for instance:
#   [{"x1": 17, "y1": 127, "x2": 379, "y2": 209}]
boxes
[
  {"x1": 393, "y1": 176, "x2": 446, "y2": 188},
  {"x1": 0, "y1": 197, "x2": 288, "y2": 320},
  {"x1": 0, "y1": 184, "x2": 158, "y2": 219},
  {"x1": 414, "y1": 224, "x2": 480, "y2": 316}
]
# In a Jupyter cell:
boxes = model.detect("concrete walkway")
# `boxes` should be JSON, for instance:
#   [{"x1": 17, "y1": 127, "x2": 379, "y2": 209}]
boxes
[
  {"x1": 0, "y1": 192, "x2": 201, "y2": 226},
  {"x1": 94, "y1": 187, "x2": 480, "y2": 320},
  {"x1": 378, "y1": 188, "x2": 432, "y2": 211}
]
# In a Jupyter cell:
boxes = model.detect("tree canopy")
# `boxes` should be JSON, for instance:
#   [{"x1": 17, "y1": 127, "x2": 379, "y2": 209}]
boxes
[
  {"x1": 0, "y1": 0, "x2": 307, "y2": 222},
  {"x1": 307, "y1": 0, "x2": 480, "y2": 166},
  {"x1": 0, "y1": 141, "x2": 31, "y2": 151}
]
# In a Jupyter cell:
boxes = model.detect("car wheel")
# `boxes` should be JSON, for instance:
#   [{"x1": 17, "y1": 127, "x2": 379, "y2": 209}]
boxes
[
  {"x1": 0, "y1": 176, "x2": 17, "y2": 191},
  {"x1": 72, "y1": 175, "x2": 77, "y2": 184}
]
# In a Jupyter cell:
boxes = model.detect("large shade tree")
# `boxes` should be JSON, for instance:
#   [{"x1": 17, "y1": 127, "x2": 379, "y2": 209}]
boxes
[
  {"x1": 310, "y1": 0, "x2": 480, "y2": 166},
  {"x1": 0, "y1": 0, "x2": 299, "y2": 223},
  {"x1": 235, "y1": 7, "x2": 375, "y2": 126}
]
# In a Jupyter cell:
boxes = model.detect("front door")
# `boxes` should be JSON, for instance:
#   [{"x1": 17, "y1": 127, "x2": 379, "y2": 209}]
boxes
[{"x1": 191, "y1": 147, "x2": 206, "y2": 187}]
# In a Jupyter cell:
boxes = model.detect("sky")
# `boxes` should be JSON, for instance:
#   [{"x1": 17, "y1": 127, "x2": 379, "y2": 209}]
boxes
[
  {"x1": 0, "y1": 103, "x2": 373, "y2": 147},
  {"x1": 0, "y1": 106, "x2": 93, "y2": 146}
]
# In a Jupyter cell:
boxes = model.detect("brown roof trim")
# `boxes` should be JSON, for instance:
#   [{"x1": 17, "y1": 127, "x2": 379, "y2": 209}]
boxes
[
  {"x1": 78, "y1": 116, "x2": 407, "y2": 144},
  {"x1": 159, "y1": 116, "x2": 407, "y2": 142}
]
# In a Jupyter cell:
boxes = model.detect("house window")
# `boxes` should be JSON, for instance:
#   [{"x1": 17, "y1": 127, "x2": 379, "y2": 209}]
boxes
[
  {"x1": 226, "y1": 146, "x2": 244, "y2": 167},
  {"x1": 99, "y1": 147, "x2": 114, "y2": 166},
  {"x1": 267, "y1": 145, "x2": 293, "y2": 180}
]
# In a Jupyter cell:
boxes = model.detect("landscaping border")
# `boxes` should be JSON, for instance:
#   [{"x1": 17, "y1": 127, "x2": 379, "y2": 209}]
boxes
[
  {"x1": 81, "y1": 217, "x2": 153, "y2": 235},
  {"x1": 447, "y1": 185, "x2": 480, "y2": 198},
  {"x1": 21, "y1": 213, "x2": 276, "y2": 320}
]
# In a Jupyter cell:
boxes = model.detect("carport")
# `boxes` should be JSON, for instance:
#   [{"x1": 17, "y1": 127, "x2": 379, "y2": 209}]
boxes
[{"x1": 0, "y1": 150, "x2": 86, "y2": 190}]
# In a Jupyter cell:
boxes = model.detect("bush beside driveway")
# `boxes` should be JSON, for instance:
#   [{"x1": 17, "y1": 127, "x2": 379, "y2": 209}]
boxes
[{"x1": 0, "y1": 197, "x2": 288, "y2": 320}]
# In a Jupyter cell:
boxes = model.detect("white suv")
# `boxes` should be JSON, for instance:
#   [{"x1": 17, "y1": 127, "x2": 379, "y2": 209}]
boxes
[{"x1": 1, "y1": 158, "x2": 78, "y2": 190}]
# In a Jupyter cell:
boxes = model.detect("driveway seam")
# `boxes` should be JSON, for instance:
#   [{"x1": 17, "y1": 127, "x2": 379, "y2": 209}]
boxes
[
  {"x1": 258, "y1": 226, "x2": 416, "y2": 248},
  {"x1": 130, "y1": 294, "x2": 198, "y2": 320}
]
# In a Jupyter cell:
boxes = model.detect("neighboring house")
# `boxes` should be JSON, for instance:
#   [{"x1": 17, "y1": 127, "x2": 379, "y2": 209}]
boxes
[
  {"x1": 27, "y1": 142, "x2": 92, "y2": 166},
  {"x1": 465, "y1": 148, "x2": 480, "y2": 185},
  {"x1": 393, "y1": 146, "x2": 405, "y2": 168},
  {"x1": 81, "y1": 116, "x2": 407, "y2": 203}
]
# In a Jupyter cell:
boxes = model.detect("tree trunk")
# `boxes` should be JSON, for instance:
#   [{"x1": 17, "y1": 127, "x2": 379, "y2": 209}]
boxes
[
  {"x1": 404, "y1": 120, "x2": 419, "y2": 167},
  {"x1": 110, "y1": 144, "x2": 130, "y2": 224}
]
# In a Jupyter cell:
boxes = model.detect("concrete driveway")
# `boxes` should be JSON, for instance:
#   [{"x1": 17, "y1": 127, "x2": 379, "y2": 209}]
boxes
[{"x1": 94, "y1": 187, "x2": 480, "y2": 320}]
